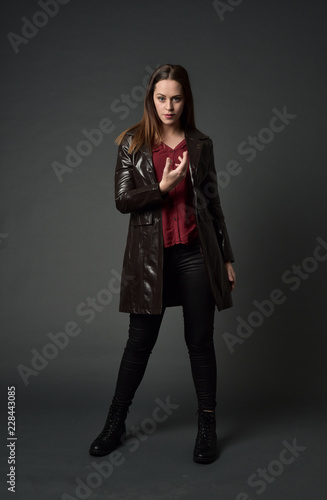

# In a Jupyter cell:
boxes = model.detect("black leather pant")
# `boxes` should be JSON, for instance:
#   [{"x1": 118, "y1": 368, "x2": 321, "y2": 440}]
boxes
[{"x1": 113, "y1": 239, "x2": 217, "y2": 411}]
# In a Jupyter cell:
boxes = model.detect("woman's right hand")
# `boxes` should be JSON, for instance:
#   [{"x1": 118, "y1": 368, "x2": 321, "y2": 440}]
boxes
[{"x1": 159, "y1": 151, "x2": 188, "y2": 194}]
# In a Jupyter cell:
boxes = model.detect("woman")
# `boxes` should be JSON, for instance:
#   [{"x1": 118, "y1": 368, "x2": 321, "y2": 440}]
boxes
[{"x1": 89, "y1": 64, "x2": 236, "y2": 464}]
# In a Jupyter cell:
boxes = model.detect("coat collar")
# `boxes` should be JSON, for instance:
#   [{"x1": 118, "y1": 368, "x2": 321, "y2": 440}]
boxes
[
  {"x1": 185, "y1": 128, "x2": 208, "y2": 174},
  {"x1": 129, "y1": 127, "x2": 208, "y2": 174}
]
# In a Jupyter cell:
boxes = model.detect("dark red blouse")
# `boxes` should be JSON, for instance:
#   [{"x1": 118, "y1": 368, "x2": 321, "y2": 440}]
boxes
[{"x1": 152, "y1": 138, "x2": 198, "y2": 248}]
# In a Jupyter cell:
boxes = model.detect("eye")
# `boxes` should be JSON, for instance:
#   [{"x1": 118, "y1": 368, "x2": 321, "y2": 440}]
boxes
[
  {"x1": 158, "y1": 96, "x2": 165, "y2": 102},
  {"x1": 174, "y1": 97, "x2": 181, "y2": 102}
]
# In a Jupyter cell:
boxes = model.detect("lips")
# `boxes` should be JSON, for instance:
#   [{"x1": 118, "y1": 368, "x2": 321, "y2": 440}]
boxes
[{"x1": 164, "y1": 114, "x2": 175, "y2": 118}]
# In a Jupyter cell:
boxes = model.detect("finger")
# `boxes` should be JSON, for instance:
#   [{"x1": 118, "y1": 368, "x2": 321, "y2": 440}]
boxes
[
  {"x1": 179, "y1": 152, "x2": 188, "y2": 162},
  {"x1": 229, "y1": 272, "x2": 236, "y2": 289},
  {"x1": 164, "y1": 157, "x2": 172, "y2": 172},
  {"x1": 176, "y1": 154, "x2": 188, "y2": 169},
  {"x1": 174, "y1": 163, "x2": 188, "y2": 177}
]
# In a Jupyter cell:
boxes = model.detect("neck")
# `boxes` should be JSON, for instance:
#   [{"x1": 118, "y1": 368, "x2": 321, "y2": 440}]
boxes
[{"x1": 161, "y1": 123, "x2": 184, "y2": 138}]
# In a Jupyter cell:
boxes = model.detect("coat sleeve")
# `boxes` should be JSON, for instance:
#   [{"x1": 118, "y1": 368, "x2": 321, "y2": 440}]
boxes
[
  {"x1": 204, "y1": 139, "x2": 235, "y2": 263},
  {"x1": 114, "y1": 135, "x2": 168, "y2": 214}
]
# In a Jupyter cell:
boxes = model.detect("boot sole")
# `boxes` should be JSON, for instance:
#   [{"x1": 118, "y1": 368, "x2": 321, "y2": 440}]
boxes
[
  {"x1": 89, "y1": 447, "x2": 118, "y2": 457},
  {"x1": 193, "y1": 454, "x2": 217, "y2": 464},
  {"x1": 89, "y1": 438, "x2": 123, "y2": 457},
  {"x1": 89, "y1": 432, "x2": 125, "y2": 457}
]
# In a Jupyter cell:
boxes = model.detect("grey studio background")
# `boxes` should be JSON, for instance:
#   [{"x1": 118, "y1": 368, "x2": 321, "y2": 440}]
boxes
[{"x1": 1, "y1": 0, "x2": 327, "y2": 499}]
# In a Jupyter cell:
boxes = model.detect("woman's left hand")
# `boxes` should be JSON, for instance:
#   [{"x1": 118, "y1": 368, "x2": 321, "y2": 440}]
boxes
[{"x1": 225, "y1": 262, "x2": 236, "y2": 291}]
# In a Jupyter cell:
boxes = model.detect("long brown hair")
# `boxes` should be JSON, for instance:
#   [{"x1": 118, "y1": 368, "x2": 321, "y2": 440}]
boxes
[{"x1": 115, "y1": 64, "x2": 196, "y2": 153}]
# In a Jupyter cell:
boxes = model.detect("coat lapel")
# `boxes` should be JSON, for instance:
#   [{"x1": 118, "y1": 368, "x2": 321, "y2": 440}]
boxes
[
  {"x1": 138, "y1": 128, "x2": 208, "y2": 184},
  {"x1": 138, "y1": 143, "x2": 157, "y2": 182},
  {"x1": 185, "y1": 128, "x2": 208, "y2": 185}
]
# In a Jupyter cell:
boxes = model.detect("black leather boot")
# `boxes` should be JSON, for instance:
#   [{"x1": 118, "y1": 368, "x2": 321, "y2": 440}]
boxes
[
  {"x1": 89, "y1": 401, "x2": 129, "y2": 457},
  {"x1": 193, "y1": 409, "x2": 218, "y2": 464}
]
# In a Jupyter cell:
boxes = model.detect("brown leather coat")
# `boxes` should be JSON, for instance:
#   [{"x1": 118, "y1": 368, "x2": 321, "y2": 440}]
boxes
[{"x1": 115, "y1": 127, "x2": 235, "y2": 314}]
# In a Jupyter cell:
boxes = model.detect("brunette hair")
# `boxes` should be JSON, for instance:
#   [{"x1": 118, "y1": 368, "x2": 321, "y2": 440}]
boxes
[{"x1": 115, "y1": 64, "x2": 196, "y2": 153}]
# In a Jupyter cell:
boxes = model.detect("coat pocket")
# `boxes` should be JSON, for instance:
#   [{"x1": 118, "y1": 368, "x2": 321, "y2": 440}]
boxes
[{"x1": 131, "y1": 211, "x2": 153, "y2": 226}]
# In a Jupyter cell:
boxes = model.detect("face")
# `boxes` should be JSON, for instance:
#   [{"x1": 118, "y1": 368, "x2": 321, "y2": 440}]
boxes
[{"x1": 153, "y1": 79, "x2": 185, "y2": 128}]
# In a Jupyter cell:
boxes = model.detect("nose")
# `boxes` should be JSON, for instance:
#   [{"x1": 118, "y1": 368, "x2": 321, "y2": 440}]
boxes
[{"x1": 166, "y1": 100, "x2": 174, "y2": 111}]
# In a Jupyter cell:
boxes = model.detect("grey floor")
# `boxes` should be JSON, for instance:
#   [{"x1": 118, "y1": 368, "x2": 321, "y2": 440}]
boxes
[{"x1": 5, "y1": 398, "x2": 326, "y2": 500}]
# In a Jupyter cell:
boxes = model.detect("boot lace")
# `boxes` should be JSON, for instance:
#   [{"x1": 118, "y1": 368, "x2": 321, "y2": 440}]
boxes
[
  {"x1": 97, "y1": 404, "x2": 128, "y2": 440},
  {"x1": 196, "y1": 410, "x2": 216, "y2": 445}
]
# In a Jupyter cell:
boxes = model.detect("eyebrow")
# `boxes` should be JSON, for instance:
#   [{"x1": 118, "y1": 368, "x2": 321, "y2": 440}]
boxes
[{"x1": 155, "y1": 93, "x2": 183, "y2": 97}]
